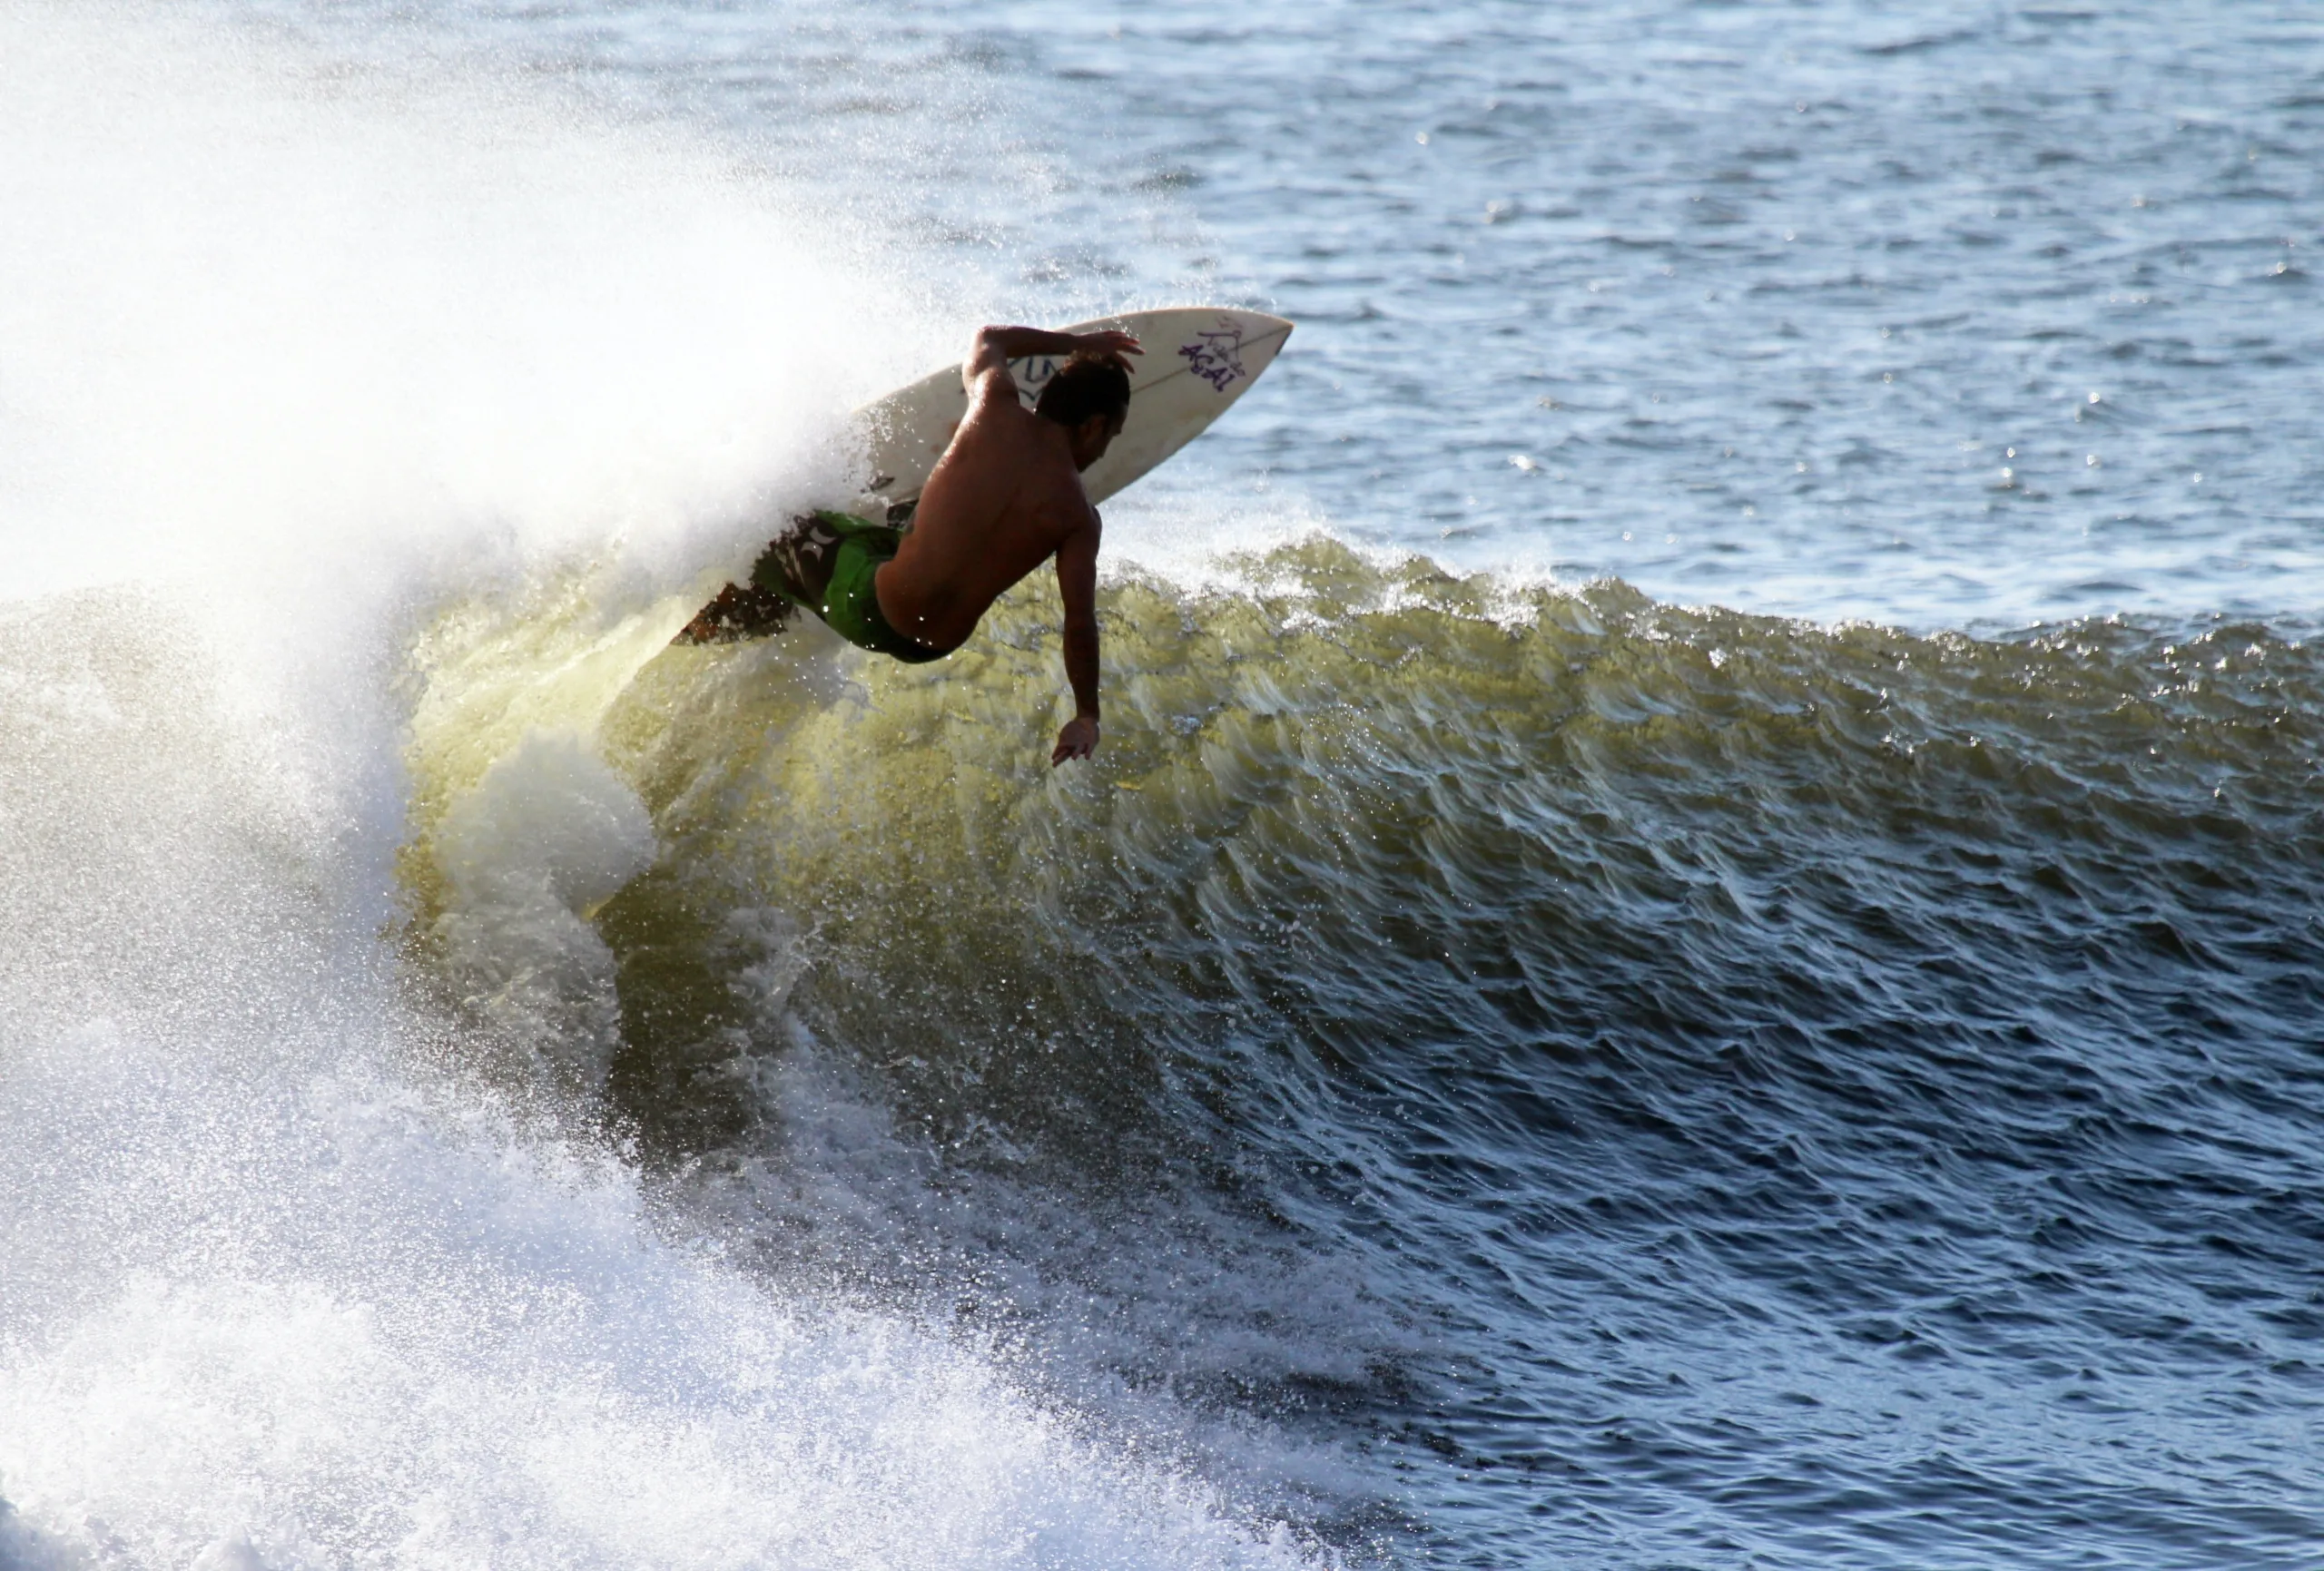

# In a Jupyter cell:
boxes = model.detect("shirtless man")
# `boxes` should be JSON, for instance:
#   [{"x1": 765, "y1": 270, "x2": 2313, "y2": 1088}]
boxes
[{"x1": 677, "y1": 325, "x2": 1139, "y2": 765}]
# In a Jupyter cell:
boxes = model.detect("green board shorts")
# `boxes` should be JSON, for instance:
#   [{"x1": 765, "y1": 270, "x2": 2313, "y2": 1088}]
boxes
[{"x1": 752, "y1": 510, "x2": 949, "y2": 664}]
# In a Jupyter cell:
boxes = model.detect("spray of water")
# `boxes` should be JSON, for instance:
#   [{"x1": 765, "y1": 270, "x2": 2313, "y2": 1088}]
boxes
[{"x1": 0, "y1": 10, "x2": 1326, "y2": 1566}]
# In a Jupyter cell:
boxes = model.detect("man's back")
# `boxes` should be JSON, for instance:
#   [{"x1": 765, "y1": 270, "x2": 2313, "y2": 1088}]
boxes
[
  {"x1": 874, "y1": 376, "x2": 1099, "y2": 653},
  {"x1": 878, "y1": 326, "x2": 1137, "y2": 763}
]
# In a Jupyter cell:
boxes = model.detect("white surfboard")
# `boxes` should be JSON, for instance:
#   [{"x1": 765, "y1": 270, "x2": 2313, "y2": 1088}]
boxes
[{"x1": 851, "y1": 306, "x2": 1293, "y2": 516}]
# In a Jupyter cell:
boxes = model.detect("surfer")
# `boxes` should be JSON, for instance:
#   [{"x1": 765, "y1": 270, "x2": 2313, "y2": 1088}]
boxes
[{"x1": 677, "y1": 325, "x2": 1140, "y2": 765}]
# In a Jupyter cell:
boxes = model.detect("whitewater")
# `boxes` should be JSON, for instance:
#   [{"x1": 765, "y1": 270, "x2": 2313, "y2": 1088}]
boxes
[
  {"x1": 5, "y1": 4, "x2": 2322, "y2": 1568},
  {"x1": 0, "y1": 7, "x2": 1325, "y2": 1567}
]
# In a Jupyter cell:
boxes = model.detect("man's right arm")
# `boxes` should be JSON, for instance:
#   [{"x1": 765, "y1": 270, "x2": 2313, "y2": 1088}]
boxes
[{"x1": 1049, "y1": 513, "x2": 1102, "y2": 766}]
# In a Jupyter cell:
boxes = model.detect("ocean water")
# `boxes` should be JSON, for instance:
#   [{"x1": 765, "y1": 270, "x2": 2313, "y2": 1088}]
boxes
[{"x1": 2, "y1": 4, "x2": 2319, "y2": 1569}]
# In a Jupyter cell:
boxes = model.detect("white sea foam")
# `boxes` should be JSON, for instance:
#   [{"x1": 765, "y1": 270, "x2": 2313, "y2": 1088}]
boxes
[
  {"x1": 0, "y1": 1016, "x2": 1310, "y2": 1571},
  {"x1": 427, "y1": 730, "x2": 656, "y2": 1089}
]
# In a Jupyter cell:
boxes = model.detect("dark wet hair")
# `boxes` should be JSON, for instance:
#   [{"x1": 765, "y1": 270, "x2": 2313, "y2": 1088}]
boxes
[{"x1": 1035, "y1": 357, "x2": 1132, "y2": 428}]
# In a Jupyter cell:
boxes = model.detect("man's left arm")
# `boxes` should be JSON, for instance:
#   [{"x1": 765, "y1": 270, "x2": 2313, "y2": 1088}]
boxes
[
  {"x1": 1051, "y1": 515, "x2": 1101, "y2": 765},
  {"x1": 966, "y1": 325, "x2": 1141, "y2": 398}
]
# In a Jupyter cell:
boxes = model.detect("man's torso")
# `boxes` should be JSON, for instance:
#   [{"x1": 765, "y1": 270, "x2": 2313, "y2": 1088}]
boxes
[{"x1": 873, "y1": 390, "x2": 1095, "y2": 652}]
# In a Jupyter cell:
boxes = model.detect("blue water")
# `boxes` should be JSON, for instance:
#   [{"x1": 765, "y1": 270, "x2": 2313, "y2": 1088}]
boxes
[{"x1": 2, "y1": 5, "x2": 2320, "y2": 1569}]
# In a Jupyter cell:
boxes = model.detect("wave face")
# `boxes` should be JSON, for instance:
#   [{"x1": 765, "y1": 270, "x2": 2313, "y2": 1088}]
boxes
[{"x1": 403, "y1": 540, "x2": 2324, "y2": 1566}]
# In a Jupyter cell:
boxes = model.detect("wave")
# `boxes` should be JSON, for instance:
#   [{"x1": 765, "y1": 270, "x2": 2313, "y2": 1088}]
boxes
[
  {"x1": 403, "y1": 535, "x2": 2319, "y2": 1159},
  {"x1": 390, "y1": 536, "x2": 2324, "y2": 1559},
  {"x1": 10, "y1": 520, "x2": 2317, "y2": 1565}
]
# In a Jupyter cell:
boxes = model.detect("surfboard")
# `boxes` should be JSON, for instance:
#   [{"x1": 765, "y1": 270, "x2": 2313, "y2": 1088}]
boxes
[
  {"x1": 676, "y1": 307, "x2": 1292, "y2": 641},
  {"x1": 859, "y1": 306, "x2": 1294, "y2": 515}
]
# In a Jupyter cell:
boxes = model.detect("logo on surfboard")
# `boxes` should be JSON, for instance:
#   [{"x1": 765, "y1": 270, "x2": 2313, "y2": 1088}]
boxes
[
  {"x1": 1177, "y1": 318, "x2": 1250, "y2": 392},
  {"x1": 1009, "y1": 355, "x2": 1061, "y2": 409}
]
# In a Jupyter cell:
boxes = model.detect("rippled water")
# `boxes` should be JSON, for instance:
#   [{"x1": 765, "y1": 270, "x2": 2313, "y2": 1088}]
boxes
[
  {"x1": 5, "y1": 4, "x2": 2321, "y2": 1570},
  {"x1": 1013, "y1": 0, "x2": 2324, "y2": 627}
]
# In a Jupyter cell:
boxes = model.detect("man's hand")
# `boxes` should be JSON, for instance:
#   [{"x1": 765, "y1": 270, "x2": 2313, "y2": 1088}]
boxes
[
  {"x1": 972, "y1": 325, "x2": 1143, "y2": 382},
  {"x1": 1051, "y1": 715, "x2": 1100, "y2": 766},
  {"x1": 1068, "y1": 329, "x2": 1142, "y2": 374}
]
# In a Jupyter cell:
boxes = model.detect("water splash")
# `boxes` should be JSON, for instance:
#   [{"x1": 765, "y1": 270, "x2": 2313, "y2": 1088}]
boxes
[{"x1": 0, "y1": 11, "x2": 1336, "y2": 1567}]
